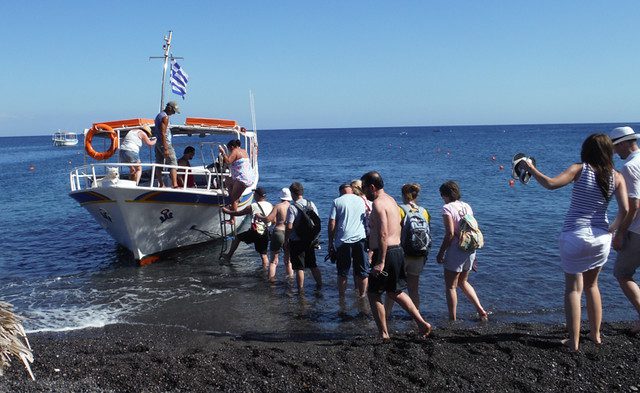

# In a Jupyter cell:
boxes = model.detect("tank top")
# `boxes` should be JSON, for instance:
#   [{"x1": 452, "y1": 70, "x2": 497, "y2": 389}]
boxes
[
  {"x1": 119, "y1": 130, "x2": 143, "y2": 153},
  {"x1": 154, "y1": 111, "x2": 171, "y2": 145},
  {"x1": 562, "y1": 163, "x2": 615, "y2": 232}
]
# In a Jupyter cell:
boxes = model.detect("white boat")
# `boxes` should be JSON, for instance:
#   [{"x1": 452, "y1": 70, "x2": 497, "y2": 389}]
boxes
[
  {"x1": 67, "y1": 32, "x2": 259, "y2": 263},
  {"x1": 52, "y1": 131, "x2": 78, "y2": 146}
]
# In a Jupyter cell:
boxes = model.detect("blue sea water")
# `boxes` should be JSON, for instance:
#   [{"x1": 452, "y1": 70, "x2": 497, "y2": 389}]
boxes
[{"x1": 0, "y1": 123, "x2": 636, "y2": 336}]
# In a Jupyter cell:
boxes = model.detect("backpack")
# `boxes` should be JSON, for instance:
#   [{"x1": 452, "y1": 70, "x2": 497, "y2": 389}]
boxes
[
  {"x1": 294, "y1": 201, "x2": 322, "y2": 246},
  {"x1": 399, "y1": 204, "x2": 431, "y2": 257},
  {"x1": 458, "y1": 211, "x2": 484, "y2": 252}
]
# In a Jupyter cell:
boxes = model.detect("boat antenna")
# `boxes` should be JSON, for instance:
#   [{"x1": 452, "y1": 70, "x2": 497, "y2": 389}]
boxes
[
  {"x1": 250, "y1": 90, "x2": 257, "y2": 133},
  {"x1": 149, "y1": 31, "x2": 183, "y2": 112}
]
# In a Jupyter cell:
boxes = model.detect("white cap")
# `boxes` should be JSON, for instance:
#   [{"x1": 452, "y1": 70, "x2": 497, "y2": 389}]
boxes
[
  {"x1": 279, "y1": 187, "x2": 292, "y2": 201},
  {"x1": 609, "y1": 126, "x2": 639, "y2": 145}
]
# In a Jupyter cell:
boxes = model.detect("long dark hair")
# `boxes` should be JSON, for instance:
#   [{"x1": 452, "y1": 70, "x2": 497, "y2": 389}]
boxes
[{"x1": 581, "y1": 133, "x2": 614, "y2": 200}]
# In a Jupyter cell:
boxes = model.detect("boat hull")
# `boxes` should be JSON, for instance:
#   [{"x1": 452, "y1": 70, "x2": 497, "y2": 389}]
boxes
[{"x1": 69, "y1": 181, "x2": 251, "y2": 260}]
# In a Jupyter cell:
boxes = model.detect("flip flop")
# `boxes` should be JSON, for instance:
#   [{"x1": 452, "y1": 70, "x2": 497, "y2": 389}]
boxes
[{"x1": 511, "y1": 153, "x2": 527, "y2": 179}]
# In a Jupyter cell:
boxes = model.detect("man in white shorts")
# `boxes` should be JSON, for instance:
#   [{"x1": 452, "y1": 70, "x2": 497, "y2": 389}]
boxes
[{"x1": 609, "y1": 126, "x2": 640, "y2": 333}]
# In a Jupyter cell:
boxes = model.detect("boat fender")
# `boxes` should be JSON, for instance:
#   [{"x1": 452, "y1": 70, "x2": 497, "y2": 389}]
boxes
[{"x1": 85, "y1": 123, "x2": 118, "y2": 160}]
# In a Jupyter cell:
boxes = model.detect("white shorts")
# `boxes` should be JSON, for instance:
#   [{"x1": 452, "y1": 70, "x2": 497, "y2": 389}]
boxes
[{"x1": 559, "y1": 227, "x2": 611, "y2": 274}]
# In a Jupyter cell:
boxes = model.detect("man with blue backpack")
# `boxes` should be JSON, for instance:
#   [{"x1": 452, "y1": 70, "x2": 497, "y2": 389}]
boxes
[{"x1": 285, "y1": 182, "x2": 323, "y2": 292}]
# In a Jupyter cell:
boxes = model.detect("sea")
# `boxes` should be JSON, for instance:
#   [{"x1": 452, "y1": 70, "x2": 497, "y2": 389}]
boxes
[{"x1": 0, "y1": 123, "x2": 636, "y2": 338}]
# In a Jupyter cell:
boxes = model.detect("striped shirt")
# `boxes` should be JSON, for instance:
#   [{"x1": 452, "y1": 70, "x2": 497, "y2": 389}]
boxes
[{"x1": 562, "y1": 163, "x2": 615, "y2": 232}]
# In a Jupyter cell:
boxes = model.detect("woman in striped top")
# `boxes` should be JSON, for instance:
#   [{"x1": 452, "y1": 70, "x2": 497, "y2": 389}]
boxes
[{"x1": 526, "y1": 134, "x2": 628, "y2": 352}]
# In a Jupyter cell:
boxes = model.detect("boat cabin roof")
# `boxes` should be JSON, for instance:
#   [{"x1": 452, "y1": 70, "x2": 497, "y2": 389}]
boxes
[{"x1": 87, "y1": 117, "x2": 256, "y2": 138}]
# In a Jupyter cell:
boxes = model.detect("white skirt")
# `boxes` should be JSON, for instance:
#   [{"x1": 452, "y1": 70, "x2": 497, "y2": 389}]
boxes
[{"x1": 559, "y1": 227, "x2": 611, "y2": 274}]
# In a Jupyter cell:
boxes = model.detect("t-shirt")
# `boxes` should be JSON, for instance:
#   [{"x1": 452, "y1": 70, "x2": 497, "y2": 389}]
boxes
[
  {"x1": 622, "y1": 150, "x2": 640, "y2": 234},
  {"x1": 442, "y1": 200, "x2": 473, "y2": 237},
  {"x1": 153, "y1": 111, "x2": 171, "y2": 146},
  {"x1": 286, "y1": 198, "x2": 318, "y2": 242},
  {"x1": 251, "y1": 201, "x2": 273, "y2": 235},
  {"x1": 329, "y1": 194, "x2": 366, "y2": 247}
]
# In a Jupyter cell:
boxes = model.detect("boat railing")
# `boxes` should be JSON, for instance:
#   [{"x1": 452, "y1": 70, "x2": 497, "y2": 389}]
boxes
[{"x1": 69, "y1": 162, "x2": 233, "y2": 193}]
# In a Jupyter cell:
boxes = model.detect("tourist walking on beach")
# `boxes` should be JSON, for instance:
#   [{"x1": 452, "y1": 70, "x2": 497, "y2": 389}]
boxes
[
  {"x1": 397, "y1": 183, "x2": 432, "y2": 309},
  {"x1": 118, "y1": 125, "x2": 156, "y2": 185},
  {"x1": 286, "y1": 182, "x2": 322, "y2": 292},
  {"x1": 258, "y1": 187, "x2": 294, "y2": 282},
  {"x1": 220, "y1": 188, "x2": 273, "y2": 268},
  {"x1": 436, "y1": 181, "x2": 488, "y2": 322},
  {"x1": 361, "y1": 171, "x2": 431, "y2": 340},
  {"x1": 328, "y1": 183, "x2": 369, "y2": 298},
  {"x1": 525, "y1": 133, "x2": 628, "y2": 351},
  {"x1": 608, "y1": 126, "x2": 640, "y2": 334},
  {"x1": 153, "y1": 101, "x2": 180, "y2": 188},
  {"x1": 219, "y1": 139, "x2": 254, "y2": 218}
]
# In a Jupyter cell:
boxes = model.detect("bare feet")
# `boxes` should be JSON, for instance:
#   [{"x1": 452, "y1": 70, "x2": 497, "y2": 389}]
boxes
[
  {"x1": 561, "y1": 338, "x2": 579, "y2": 352},
  {"x1": 587, "y1": 333, "x2": 602, "y2": 345},
  {"x1": 418, "y1": 322, "x2": 432, "y2": 338},
  {"x1": 479, "y1": 311, "x2": 489, "y2": 322}
]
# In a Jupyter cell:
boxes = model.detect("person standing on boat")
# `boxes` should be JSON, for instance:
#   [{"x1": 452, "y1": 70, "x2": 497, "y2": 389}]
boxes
[
  {"x1": 361, "y1": 171, "x2": 431, "y2": 340},
  {"x1": 220, "y1": 188, "x2": 273, "y2": 268},
  {"x1": 177, "y1": 146, "x2": 196, "y2": 188},
  {"x1": 153, "y1": 101, "x2": 180, "y2": 188},
  {"x1": 118, "y1": 125, "x2": 156, "y2": 185},
  {"x1": 608, "y1": 126, "x2": 640, "y2": 334},
  {"x1": 328, "y1": 183, "x2": 369, "y2": 298},
  {"x1": 286, "y1": 182, "x2": 323, "y2": 292},
  {"x1": 219, "y1": 139, "x2": 254, "y2": 218},
  {"x1": 524, "y1": 134, "x2": 628, "y2": 351}
]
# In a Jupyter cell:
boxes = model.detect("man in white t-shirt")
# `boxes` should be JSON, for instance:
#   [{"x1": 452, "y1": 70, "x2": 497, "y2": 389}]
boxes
[
  {"x1": 221, "y1": 188, "x2": 273, "y2": 269},
  {"x1": 609, "y1": 126, "x2": 640, "y2": 333},
  {"x1": 328, "y1": 183, "x2": 368, "y2": 298}
]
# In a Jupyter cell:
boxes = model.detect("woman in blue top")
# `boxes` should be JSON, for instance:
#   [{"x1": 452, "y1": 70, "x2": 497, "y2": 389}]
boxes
[{"x1": 526, "y1": 134, "x2": 628, "y2": 351}]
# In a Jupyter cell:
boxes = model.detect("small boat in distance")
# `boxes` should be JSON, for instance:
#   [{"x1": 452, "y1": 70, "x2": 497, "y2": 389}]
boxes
[{"x1": 52, "y1": 131, "x2": 78, "y2": 146}]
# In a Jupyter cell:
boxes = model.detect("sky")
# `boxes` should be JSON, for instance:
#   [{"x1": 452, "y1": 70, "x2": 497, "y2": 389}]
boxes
[{"x1": 1, "y1": 1, "x2": 639, "y2": 136}]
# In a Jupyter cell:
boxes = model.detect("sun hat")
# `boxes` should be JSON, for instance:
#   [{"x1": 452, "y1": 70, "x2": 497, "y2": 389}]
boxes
[
  {"x1": 140, "y1": 124, "x2": 152, "y2": 136},
  {"x1": 279, "y1": 187, "x2": 292, "y2": 201},
  {"x1": 253, "y1": 187, "x2": 266, "y2": 198},
  {"x1": 609, "y1": 126, "x2": 639, "y2": 145},
  {"x1": 166, "y1": 101, "x2": 181, "y2": 114}
]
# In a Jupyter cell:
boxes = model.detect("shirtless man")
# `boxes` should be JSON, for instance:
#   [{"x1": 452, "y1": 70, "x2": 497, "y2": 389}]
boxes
[
  {"x1": 259, "y1": 187, "x2": 294, "y2": 282},
  {"x1": 361, "y1": 171, "x2": 431, "y2": 340}
]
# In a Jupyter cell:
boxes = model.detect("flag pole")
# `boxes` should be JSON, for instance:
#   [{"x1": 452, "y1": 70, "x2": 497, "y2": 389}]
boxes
[{"x1": 159, "y1": 31, "x2": 172, "y2": 112}]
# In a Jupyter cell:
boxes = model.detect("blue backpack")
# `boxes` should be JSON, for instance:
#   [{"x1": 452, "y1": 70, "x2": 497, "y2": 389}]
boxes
[{"x1": 399, "y1": 204, "x2": 432, "y2": 257}]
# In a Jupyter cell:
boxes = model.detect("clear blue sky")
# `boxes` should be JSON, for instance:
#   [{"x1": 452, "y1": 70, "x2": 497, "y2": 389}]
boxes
[{"x1": 1, "y1": 1, "x2": 639, "y2": 136}]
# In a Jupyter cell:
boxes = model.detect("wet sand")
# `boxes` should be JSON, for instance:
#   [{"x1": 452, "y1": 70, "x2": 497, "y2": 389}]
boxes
[{"x1": 3, "y1": 321, "x2": 640, "y2": 392}]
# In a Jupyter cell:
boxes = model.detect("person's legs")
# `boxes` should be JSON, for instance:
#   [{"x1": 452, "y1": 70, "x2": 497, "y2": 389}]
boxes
[
  {"x1": 133, "y1": 164, "x2": 143, "y2": 185},
  {"x1": 583, "y1": 267, "x2": 603, "y2": 343},
  {"x1": 222, "y1": 237, "x2": 241, "y2": 261},
  {"x1": 351, "y1": 240, "x2": 369, "y2": 298},
  {"x1": 296, "y1": 270, "x2": 305, "y2": 291},
  {"x1": 564, "y1": 272, "x2": 583, "y2": 351},
  {"x1": 368, "y1": 292, "x2": 390, "y2": 340},
  {"x1": 336, "y1": 243, "x2": 351, "y2": 297},
  {"x1": 154, "y1": 167, "x2": 164, "y2": 187},
  {"x1": 444, "y1": 269, "x2": 460, "y2": 321},
  {"x1": 458, "y1": 270, "x2": 487, "y2": 319},
  {"x1": 268, "y1": 252, "x2": 279, "y2": 282},
  {"x1": 406, "y1": 275, "x2": 420, "y2": 310},
  {"x1": 387, "y1": 291, "x2": 431, "y2": 336},
  {"x1": 128, "y1": 165, "x2": 136, "y2": 181},
  {"x1": 617, "y1": 276, "x2": 640, "y2": 331}
]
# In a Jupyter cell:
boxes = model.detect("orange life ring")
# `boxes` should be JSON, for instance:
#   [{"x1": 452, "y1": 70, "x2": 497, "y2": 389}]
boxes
[{"x1": 85, "y1": 123, "x2": 118, "y2": 160}]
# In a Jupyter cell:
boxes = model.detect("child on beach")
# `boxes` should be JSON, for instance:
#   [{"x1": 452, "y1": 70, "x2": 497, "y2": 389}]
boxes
[{"x1": 525, "y1": 133, "x2": 628, "y2": 351}]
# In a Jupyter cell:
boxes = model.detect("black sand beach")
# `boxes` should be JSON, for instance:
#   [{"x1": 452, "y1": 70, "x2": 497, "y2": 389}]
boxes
[{"x1": 2, "y1": 322, "x2": 639, "y2": 392}]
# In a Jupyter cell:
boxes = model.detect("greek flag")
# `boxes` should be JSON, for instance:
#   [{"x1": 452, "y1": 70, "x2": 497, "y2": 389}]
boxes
[{"x1": 170, "y1": 60, "x2": 188, "y2": 99}]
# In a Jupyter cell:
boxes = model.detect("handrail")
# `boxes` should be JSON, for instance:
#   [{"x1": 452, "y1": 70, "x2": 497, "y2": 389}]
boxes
[{"x1": 69, "y1": 162, "x2": 235, "y2": 193}]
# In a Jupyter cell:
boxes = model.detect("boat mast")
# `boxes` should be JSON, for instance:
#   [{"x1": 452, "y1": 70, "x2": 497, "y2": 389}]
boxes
[
  {"x1": 159, "y1": 31, "x2": 172, "y2": 111},
  {"x1": 149, "y1": 31, "x2": 182, "y2": 112}
]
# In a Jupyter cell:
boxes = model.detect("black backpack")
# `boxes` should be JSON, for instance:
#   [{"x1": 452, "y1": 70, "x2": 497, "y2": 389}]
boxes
[{"x1": 294, "y1": 201, "x2": 321, "y2": 246}]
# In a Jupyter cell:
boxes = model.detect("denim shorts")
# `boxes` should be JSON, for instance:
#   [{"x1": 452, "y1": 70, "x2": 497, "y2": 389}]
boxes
[
  {"x1": 119, "y1": 149, "x2": 140, "y2": 163},
  {"x1": 614, "y1": 231, "x2": 640, "y2": 278},
  {"x1": 336, "y1": 239, "x2": 369, "y2": 278}
]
